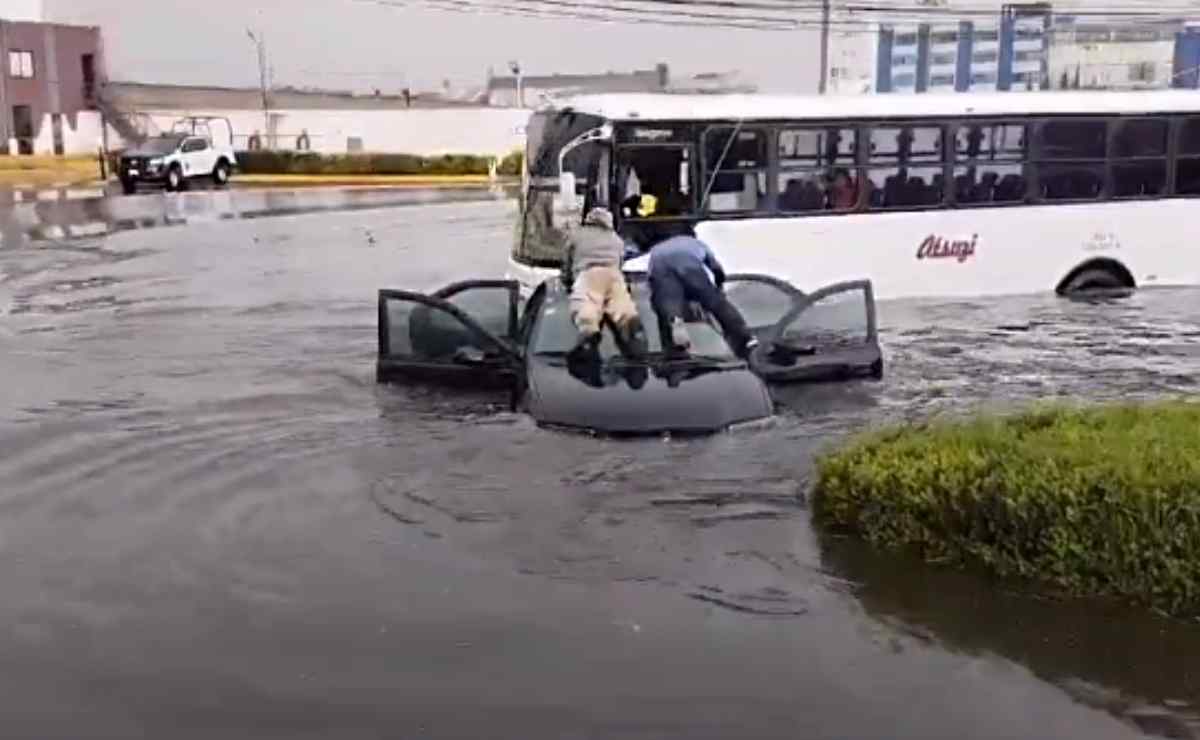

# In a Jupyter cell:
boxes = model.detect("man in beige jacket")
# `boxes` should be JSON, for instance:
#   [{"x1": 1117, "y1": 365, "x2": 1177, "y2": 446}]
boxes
[{"x1": 562, "y1": 208, "x2": 643, "y2": 353}]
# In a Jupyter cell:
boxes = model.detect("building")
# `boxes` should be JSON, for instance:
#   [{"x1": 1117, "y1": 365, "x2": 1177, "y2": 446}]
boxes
[
  {"x1": 485, "y1": 64, "x2": 670, "y2": 107},
  {"x1": 828, "y1": 2, "x2": 1196, "y2": 95},
  {"x1": 830, "y1": 3, "x2": 1052, "y2": 95},
  {"x1": 1050, "y1": 16, "x2": 1184, "y2": 90},
  {"x1": 0, "y1": 18, "x2": 104, "y2": 154}
]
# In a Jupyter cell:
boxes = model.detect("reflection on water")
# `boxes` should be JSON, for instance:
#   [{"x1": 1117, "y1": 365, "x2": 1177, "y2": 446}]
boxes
[{"x1": 0, "y1": 194, "x2": 1196, "y2": 738}]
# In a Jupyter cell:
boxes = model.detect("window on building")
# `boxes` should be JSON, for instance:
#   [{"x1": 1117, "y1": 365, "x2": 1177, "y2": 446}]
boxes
[
  {"x1": 777, "y1": 127, "x2": 859, "y2": 213},
  {"x1": 892, "y1": 54, "x2": 918, "y2": 67},
  {"x1": 893, "y1": 73, "x2": 916, "y2": 87},
  {"x1": 930, "y1": 74, "x2": 956, "y2": 87},
  {"x1": 975, "y1": 29, "x2": 1000, "y2": 42},
  {"x1": 932, "y1": 31, "x2": 959, "y2": 44},
  {"x1": 701, "y1": 127, "x2": 767, "y2": 213},
  {"x1": 971, "y1": 71, "x2": 997, "y2": 84},
  {"x1": 866, "y1": 126, "x2": 945, "y2": 209},
  {"x1": 931, "y1": 53, "x2": 957, "y2": 66},
  {"x1": 973, "y1": 51, "x2": 999, "y2": 63},
  {"x1": 8, "y1": 50, "x2": 33, "y2": 79},
  {"x1": 1015, "y1": 50, "x2": 1043, "y2": 63},
  {"x1": 1128, "y1": 61, "x2": 1156, "y2": 83},
  {"x1": 896, "y1": 32, "x2": 918, "y2": 46},
  {"x1": 1035, "y1": 119, "x2": 1107, "y2": 201},
  {"x1": 1175, "y1": 117, "x2": 1200, "y2": 196},
  {"x1": 954, "y1": 123, "x2": 1028, "y2": 205}
]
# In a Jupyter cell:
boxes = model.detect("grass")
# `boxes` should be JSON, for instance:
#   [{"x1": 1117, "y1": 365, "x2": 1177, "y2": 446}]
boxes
[
  {"x1": 0, "y1": 155, "x2": 103, "y2": 186},
  {"x1": 813, "y1": 400, "x2": 1200, "y2": 617}
]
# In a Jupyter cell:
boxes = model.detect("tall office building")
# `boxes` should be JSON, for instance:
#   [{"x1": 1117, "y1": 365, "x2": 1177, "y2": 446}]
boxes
[{"x1": 829, "y1": 3, "x2": 1055, "y2": 94}]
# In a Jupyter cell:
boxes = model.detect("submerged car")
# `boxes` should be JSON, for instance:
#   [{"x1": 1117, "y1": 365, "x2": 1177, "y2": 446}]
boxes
[{"x1": 376, "y1": 273, "x2": 883, "y2": 435}]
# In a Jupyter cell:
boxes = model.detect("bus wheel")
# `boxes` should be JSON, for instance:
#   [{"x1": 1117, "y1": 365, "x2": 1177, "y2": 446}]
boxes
[{"x1": 1057, "y1": 262, "x2": 1134, "y2": 299}]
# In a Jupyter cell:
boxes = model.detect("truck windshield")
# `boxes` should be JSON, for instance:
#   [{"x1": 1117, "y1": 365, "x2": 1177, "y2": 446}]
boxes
[{"x1": 135, "y1": 136, "x2": 186, "y2": 155}]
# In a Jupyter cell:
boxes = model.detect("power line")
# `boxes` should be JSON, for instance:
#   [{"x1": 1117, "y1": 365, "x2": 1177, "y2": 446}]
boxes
[
  {"x1": 351, "y1": 0, "x2": 800, "y2": 29},
  {"x1": 352, "y1": 0, "x2": 1200, "y2": 35}
]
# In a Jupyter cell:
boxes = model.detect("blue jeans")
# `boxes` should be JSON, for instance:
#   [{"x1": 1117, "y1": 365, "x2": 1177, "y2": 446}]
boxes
[{"x1": 649, "y1": 263, "x2": 754, "y2": 356}]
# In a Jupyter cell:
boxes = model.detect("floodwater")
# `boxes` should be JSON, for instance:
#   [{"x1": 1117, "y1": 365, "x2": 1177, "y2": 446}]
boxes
[{"x1": 1, "y1": 190, "x2": 1199, "y2": 739}]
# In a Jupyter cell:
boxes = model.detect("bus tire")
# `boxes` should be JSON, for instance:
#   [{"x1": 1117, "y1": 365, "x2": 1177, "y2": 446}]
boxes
[{"x1": 1057, "y1": 261, "x2": 1134, "y2": 298}]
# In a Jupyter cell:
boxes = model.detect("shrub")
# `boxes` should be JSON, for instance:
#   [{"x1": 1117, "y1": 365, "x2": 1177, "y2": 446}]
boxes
[
  {"x1": 233, "y1": 151, "x2": 495, "y2": 176},
  {"x1": 813, "y1": 401, "x2": 1200, "y2": 616},
  {"x1": 497, "y1": 149, "x2": 524, "y2": 177}
]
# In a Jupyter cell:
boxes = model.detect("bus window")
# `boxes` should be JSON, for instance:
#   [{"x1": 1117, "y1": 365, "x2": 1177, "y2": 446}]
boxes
[
  {"x1": 1111, "y1": 118, "x2": 1167, "y2": 198},
  {"x1": 953, "y1": 123, "x2": 1027, "y2": 205},
  {"x1": 1037, "y1": 119, "x2": 1106, "y2": 159},
  {"x1": 1175, "y1": 118, "x2": 1200, "y2": 196},
  {"x1": 866, "y1": 126, "x2": 945, "y2": 209},
  {"x1": 777, "y1": 127, "x2": 858, "y2": 213},
  {"x1": 617, "y1": 145, "x2": 693, "y2": 217},
  {"x1": 1035, "y1": 119, "x2": 1107, "y2": 201},
  {"x1": 702, "y1": 127, "x2": 768, "y2": 213}
]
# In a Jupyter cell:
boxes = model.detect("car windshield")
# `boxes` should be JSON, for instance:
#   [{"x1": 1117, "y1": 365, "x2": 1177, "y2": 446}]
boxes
[
  {"x1": 131, "y1": 136, "x2": 185, "y2": 155},
  {"x1": 530, "y1": 279, "x2": 738, "y2": 361}
]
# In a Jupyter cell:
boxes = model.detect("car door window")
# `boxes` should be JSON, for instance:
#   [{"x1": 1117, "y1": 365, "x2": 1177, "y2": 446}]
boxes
[
  {"x1": 754, "y1": 280, "x2": 882, "y2": 383},
  {"x1": 432, "y1": 280, "x2": 519, "y2": 340},
  {"x1": 777, "y1": 282, "x2": 872, "y2": 350},
  {"x1": 721, "y1": 274, "x2": 806, "y2": 334}
]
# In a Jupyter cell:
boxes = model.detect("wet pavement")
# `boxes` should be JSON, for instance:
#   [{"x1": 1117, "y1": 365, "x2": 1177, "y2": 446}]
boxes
[{"x1": 1, "y1": 189, "x2": 1199, "y2": 739}]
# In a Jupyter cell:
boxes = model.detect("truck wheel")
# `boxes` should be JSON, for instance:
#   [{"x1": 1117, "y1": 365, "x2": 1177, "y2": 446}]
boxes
[
  {"x1": 212, "y1": 160, "x2": 231, "y2": 187},
  {"x1": 166, "y1": 165, "x2": 184, "y2": 192},
  {"x1": 120, "y1": 178, "x2": 137, "y2": 195}
]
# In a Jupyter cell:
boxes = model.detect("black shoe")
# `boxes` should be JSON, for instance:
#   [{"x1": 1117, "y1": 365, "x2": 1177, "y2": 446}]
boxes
[{"x1": 571, "y1": 329, "x2": 601, "y2": 354}]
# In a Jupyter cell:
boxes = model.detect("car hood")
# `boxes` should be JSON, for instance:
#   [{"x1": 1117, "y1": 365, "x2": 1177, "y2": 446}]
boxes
[{"x1": 525, "y1": 355, "x2": 773, "y2": 435}]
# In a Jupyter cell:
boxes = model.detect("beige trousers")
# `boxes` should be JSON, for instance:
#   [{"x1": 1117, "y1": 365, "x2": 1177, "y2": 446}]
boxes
[{"x1": 570, "y1": 266, "x2": 638, "y2": 335}]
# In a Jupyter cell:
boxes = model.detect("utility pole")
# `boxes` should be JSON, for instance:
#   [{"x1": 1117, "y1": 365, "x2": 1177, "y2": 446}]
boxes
[
  {"x1": 818, "y1": 0, "x2": 831, "y2": 94},
  {"x1": 247, "y1": 28, "x2": 271, "y2": 147}
]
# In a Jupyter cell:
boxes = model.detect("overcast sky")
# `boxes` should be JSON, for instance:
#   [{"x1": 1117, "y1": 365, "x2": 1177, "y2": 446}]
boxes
[{"x1": 39, "y1": 0, "x2": 823, "y2": 94}]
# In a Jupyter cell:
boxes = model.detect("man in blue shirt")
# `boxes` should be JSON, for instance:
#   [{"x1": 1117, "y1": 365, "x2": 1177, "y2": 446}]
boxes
[{"x1": 643, "y1": 196, "x2": 758, "y2": 359}]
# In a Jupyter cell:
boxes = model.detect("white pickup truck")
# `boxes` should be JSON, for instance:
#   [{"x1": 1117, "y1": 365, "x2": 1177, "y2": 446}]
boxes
[{"x1": 118, "y1": 132, "x2": 237, "y2": 194}]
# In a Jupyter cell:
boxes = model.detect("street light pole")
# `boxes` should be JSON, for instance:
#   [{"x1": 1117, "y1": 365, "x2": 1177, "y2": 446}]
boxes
[
  {"x1": 247, "y1": 28, "x2": 271, "y2": 146},
  {"x1": 509, "y1": 60, "x2": 523, "y2": 108},
  {"x1": 818, "y1": 0, "x2": 831, "y2": 94}
]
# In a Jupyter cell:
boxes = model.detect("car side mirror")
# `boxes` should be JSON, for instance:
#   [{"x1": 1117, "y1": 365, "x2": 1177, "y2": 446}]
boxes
[{"x1": 453, "y1": 346, "x2": 487, "y2": 366}]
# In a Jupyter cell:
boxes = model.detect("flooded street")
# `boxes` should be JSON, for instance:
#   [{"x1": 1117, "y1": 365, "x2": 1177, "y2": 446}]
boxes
[{"x1": 2, "y1": 191, "x2": 1199, "y2": 739}]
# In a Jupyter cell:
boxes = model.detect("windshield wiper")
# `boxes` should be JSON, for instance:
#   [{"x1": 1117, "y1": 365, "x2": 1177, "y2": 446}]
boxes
[{"x1": 638, "y1": 352, "x2": 743, "y2": 369}]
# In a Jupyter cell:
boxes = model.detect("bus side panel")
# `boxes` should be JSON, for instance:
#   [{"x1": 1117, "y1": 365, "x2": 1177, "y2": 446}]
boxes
[{"x1": 693, "y1": 200, "x2": 1198, "y2": 301}]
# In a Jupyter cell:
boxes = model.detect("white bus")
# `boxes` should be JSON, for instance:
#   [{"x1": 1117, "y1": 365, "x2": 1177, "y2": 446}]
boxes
[{"x1": 508, "y1": 90, "x2": 1200, "y2": 301}]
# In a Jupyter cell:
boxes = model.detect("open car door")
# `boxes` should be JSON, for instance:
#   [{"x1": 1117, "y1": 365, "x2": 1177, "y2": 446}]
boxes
[
  {"x1": 377, "y1": 280, "x2": 522, "y2": 388},
  {"x1": 750, "y1": 280, "x2": 882, "y2": 384},
  {"x1": 720, "y1": 274, "x2": 807, "y2": 338}
]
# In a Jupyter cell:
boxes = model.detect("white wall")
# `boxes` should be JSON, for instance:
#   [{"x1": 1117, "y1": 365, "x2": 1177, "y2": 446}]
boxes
[
  {"x1": 14, "y1": 110, "x2": 103, "y2": 155},
  {"x1": 110, "y1": 107, "x2": 532, "y2": 157}
]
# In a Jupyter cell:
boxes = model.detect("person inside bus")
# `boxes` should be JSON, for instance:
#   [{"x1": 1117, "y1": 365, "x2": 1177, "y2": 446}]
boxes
[
  {"x1": 642, "y1": 193, "x2": 758, "y2": 359},
  {"x1": 829, "y1": 168, "x2": 858, "y2": 210},
  {"x1": 561, "y1": 207, "x2": 645, "y2": 358}
]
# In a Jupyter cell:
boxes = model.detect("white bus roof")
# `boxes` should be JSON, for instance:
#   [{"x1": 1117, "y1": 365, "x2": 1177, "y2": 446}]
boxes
[{"x1": 548, "y1": 90, "x2": 1200, "y2": 122}]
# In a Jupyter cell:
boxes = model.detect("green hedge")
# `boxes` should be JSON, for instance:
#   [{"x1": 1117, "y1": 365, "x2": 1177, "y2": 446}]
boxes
[
  {"x1": 813, "y1": 401, "x2": 1200, "y2": 616},
  {"x1": 233, "y1": 151, "x2": 501, "y2": 176},
  {"x1": 496, "y1": 149, "x2": 523, "y2": 177}
]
